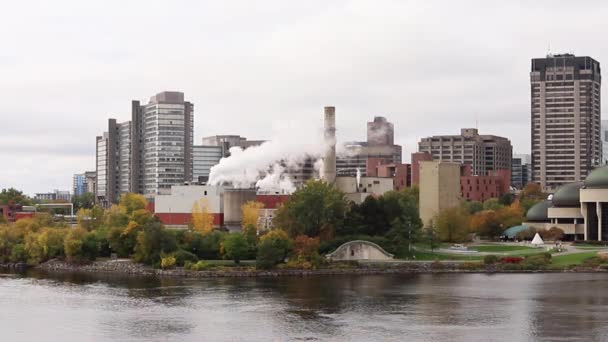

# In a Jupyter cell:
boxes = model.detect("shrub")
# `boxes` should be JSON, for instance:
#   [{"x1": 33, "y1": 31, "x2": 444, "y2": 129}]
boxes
[
  {"x1": 292, "y1": 235, "x2": 324, "y2": 269},
  {"x1": 174, "y1": 249, "x2": 198, "y2": 266},
  {"x1": 223, "y1": 233, "x2": 249, "y2": 264},
  {"x1": 501, "y1": 263, "x2": 522, "y2": 271},
  {"x1": 483, "y1": 255, "x2": 500, "y2": 265},
  {"x1": 521, "y1": 254, "x2": 549, "y2": 270},
  {"x1": 190, "y1": 260, "x2": 210, "y2": 271},
  {"x1": 582, "y1": 257, "x2": 603, "y2": 267},
  {"x1": 460, "y1": 262, "x2": 482, "y2": 271},
  {"x1": 107, "y1": 226, "x2": 133, "y2": 257},
  {"x1": 160, "y1": 254, "x2": 176, "y2": 270},
  {"x1": 256, "y1": 230, "x2": 293, "y2": 269},
  {"x1": 500, "y1": 256, "x2": 524, "y2": 264},
  {"x1": 64, "y1": 228, "x2": 91, "y2": 262},
  {"x1": 133, "y1": 222, "x2": 178, "y2": 265},
  {"x1": 183, "y1": 260, "x2": 194, "y2": 270},
  {"x1": 10, "y1": 244, "x2": 28, "y2": 263}
]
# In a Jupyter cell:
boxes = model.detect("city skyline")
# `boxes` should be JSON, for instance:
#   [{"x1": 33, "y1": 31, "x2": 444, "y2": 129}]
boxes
[{"x1": 3, "y1": 1, "x2": 608, "y2": 194}]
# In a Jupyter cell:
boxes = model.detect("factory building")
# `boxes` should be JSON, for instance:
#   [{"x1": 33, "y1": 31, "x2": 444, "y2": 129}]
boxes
[{"x1": 154, "y1": 185, "x2": 225, "y2": 227}]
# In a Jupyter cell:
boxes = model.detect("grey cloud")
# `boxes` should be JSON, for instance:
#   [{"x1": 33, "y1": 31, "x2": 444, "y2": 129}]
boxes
[{"x1": 1, "y1": 0, "x2": 607, "y2": 194}]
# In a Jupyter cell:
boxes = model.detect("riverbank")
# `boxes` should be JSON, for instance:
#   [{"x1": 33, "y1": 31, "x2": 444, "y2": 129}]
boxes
[{"x1": 21, "y1": 258, "x2": 608, "y2": 278}]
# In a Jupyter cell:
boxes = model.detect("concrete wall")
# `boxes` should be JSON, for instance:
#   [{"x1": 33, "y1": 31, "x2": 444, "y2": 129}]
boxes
[
  {"x1": 419, "y1": 161, "x2": 461, "y2": 227},
  {"x1": 335, "y1": 176, "x2": 393, "y2": 196},
  {"x1": 326, "y1": 240, "x2": 394, "y2": 261},
  {"x1": 580, "y1": 188, "x2": 608, "y2": 203},
  {"x1": 224, "y1": 189, "x2": 257, "y2": 228},
  {"x1": 155, "y1": 185, "x2": 224, "y2": 214},
  {"x1": 547, "y1": 207, "x2": 583, "y2": 219}
]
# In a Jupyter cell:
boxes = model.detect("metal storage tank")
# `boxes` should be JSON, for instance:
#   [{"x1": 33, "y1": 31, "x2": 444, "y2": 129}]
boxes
[{"x1": 223, "y1": 188, "x2": 257, "y2": 231}]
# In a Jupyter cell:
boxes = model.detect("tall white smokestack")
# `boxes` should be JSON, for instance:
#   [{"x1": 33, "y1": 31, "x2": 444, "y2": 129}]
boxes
[{"x1": 323, "y1": 106, "x2": 336, "y2": 184}]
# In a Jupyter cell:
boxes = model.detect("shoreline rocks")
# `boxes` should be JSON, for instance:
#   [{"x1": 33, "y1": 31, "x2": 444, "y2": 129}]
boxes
[{"x1": 29, "y1": 259, "x2": 608, "y2": 278}]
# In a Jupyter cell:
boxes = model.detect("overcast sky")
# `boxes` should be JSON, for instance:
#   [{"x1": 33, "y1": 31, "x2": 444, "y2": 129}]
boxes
[{"x1": 1, "y1": 0, "x2": 607, "y2": 195}]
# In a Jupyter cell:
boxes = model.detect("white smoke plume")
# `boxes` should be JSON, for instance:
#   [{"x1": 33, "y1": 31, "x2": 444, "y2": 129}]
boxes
[
  {"x1": 207, "y1": 120, "x2": 328, "y2": 193},
  {"x1": 255, "y1": 164, "x2": 296, "y2": 194}
]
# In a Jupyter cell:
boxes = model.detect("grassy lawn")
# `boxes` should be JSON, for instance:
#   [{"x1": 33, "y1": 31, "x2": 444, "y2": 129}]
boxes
[
  {"x1": 410, "y1": 251, "x2": 483, "y2": 261},
  {"x1": 551, "y1": 252, "x2": 598, "y2": 266},
  {"x1": 472, "y1": 245, "x2": 535, "y2": 253},
  {"x1": 573, "y1": 246, "x2": 608, "y2": 250},
  {"x1": 572, "y1": 244, "x2": 608, "y2": 248}
]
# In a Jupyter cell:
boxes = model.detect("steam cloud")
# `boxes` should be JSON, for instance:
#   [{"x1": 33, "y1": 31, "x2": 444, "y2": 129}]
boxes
[{"x1": 207, "y1": 121, "x2": 329, "y2": 193}]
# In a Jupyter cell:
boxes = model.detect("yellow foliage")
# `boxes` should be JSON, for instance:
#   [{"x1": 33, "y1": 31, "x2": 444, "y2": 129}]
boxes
[
  {"x1": 119, "y1": 193, "x2": 148, "y2": 215},
  {"x1": 192, "y1": 199, "x2": 214, "y2": 234},
  {"x1": 122, "y1": 221, "x2": 140, "y2": 237},
  {"x1": 241, "y1": 201, "x2": 264, "y2": 228},
  {"x1": 260, "y1": 229, "x2": 289, "y2": 243}
]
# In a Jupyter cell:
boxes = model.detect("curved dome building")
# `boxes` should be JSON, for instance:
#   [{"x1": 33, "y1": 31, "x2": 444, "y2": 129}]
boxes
[
  {"x1": 580, "y1": 166, "x2": 608, "y2": 240},
  {"x1": 522, "y1": 182, "x2": 585, "y2": 240},
  {"x1": 526, "y1": 200, "x2": 552, "y2": 222},
  {"x1": 521, "y1": 167, "x2": 608, "y2": 241}
]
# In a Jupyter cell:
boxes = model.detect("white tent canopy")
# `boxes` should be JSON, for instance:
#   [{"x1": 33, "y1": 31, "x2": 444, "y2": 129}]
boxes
[{"x1": 531, "y1": 233, "x2": 544, "y2": 246}]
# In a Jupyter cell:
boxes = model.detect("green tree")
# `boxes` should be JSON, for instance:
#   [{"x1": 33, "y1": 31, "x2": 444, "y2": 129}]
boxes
[
  {"x1": 434, "y1": 207, "x2": 470, "y2": 242},
  {"x1": 274, "y1": 180, "x2": 347, "y2": 238},
  {"x1": 76, "y1": 206, "x2": 104, "y2": 231},
  {"x1": 133, "y1": 221, "x2": 178, "y2": 265},
  {"x1": 498, "y1": 193, "x2": 515, "y2": 206},
  {"x1": 422, "y1": 226, "x2": 440, "y2": 252},
  {"x1": 463, "y1": 201, "x2": 484, "y2": 214},
  {"x1": 64, "y1": 227, "x2": 88, "y2": 262},
  {"x1": 0, "y1": 188, "x2": 32, "y2": 205},
  {"x1": 72, "y1": 192, "x2": 95, "y2": 211},
  {"x1": 483, "y1": 198, "x2": 503, "y2": 211},
  {"x1": 223, "y1": 233, "x2": 249, "y2": 264},
  {"x1": 340, "y1": 189, "x2": 421, "y2": 238},
  {"x1": 256, "y1": 230, "x2": 293, "y2": 269}
]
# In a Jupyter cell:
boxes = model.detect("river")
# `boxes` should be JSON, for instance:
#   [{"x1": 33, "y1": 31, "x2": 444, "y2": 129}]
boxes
[{"x1": 1, "y1": 271, "x2": 608, "y2": 341}]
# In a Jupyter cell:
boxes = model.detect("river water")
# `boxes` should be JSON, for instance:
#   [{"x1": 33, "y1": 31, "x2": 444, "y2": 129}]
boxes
[{"x1": 1, "y1": 271, "x2": 608, "y2": 341}]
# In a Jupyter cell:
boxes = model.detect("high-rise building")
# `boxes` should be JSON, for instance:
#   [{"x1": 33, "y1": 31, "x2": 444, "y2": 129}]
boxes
[
  {"x1": 193, "y1": 145, "x2": 223, "y2": 183},
  {"x1": 95, "y1": 91, "x2": 194, "y2": 204},
  {"x1": 201, "y1": 135, "x2": 265, "y2": 157},
  {"x1": 511, "y1": 153, "x2": 531, "y2": 190},
  {"x1": 139, "y1": 92, "x2": 193, "y2": 195},
  {"x1": 602, "y1": 120, "x2": 608, "y2": 165},
  {"x1": 96, "y1": 120, "x2": 117, "y2": 205},
  {"x1": 73, "y1": 173, "x2": 86, "y2": 196},
  {"x1": 85, "y1": 171, "x2": 97, "y2": 195},
  {"x1": 367, "y1": 116, "x2": 394, "y2": 146},
  {"x1": 337, "y1": 116, "x2": 402, "y2": 176},
  {"x1": 530, "y1": 54, "x2": 602, "y2": 191},
  {"x1": 417, "y1": 128, "x2": 512, "y2": 177}
]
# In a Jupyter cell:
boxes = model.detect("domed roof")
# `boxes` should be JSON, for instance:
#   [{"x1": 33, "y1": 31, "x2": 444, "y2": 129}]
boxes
[
  {"x1": 585, "y1": 167, "x2": 608, "y2": 188},
  {"x1": 526, "y1": 200, "x2": 551, "y2": 222},
  {"x1": 552, "y1": 182, "x2": 582, "y2": 207},
  {"x1": 503, "y1": 225, "x2": 528, "y2": 239}
]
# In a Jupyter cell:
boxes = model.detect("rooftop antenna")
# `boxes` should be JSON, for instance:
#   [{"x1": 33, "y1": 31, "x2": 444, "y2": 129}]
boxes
[{"x1": 547, "y1": 42, "x2": 552, "y2": 57}]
